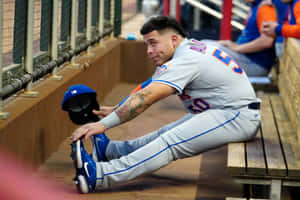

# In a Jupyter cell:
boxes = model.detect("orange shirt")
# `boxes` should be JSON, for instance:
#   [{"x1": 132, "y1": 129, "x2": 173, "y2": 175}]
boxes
[
  {"x1": 257, "y1": 5, "x2": 277, "y2": 33},
  {"x1": 276, "y1": 0, "x2": 300, "y2": 38}
]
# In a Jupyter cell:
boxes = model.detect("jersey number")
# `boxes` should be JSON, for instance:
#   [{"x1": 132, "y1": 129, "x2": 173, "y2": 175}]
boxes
[
  {"x1": 179, "y1": 91, "x2": 210, "y2": 113},
  {"x1": 212, "y1": 49, "x2": 243, "y2": 74},
  {"x1": 188, "y1": 98, "x2": 210, "y2": 114}
]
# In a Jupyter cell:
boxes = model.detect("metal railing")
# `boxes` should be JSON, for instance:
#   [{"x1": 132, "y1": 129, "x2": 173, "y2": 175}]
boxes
[
  {"x1": 0, "y1": 0, "x2": 129, "y2": 119},
  {"x1": 186, "y1": 0, "x2": 248, "y2": 31}
]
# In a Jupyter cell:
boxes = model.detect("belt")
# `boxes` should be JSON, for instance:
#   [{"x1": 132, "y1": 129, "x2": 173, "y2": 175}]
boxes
[{"x1": 248, "y1": 102, "x2": 260, "y2": 110}]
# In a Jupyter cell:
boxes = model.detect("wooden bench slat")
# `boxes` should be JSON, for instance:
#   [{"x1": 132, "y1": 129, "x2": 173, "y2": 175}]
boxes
[
  {"x1": 227, "y1": 142, "x2": 246, "y2": 175},
  {"x1": 260, "y1": 96, "x2": 286, "y2": 177},
  {"x1": 246, "y1": 129, "x2": 267, "y2": 176},
  {"x1": 270, "y1": 95, "x2": 300, "y2": 178},
  {"x1": 285, "y1": 38, "x2": 300, "y2": 72},
  {"x1": 278, "y1": 76, "x2": 300, "y2": 140}
]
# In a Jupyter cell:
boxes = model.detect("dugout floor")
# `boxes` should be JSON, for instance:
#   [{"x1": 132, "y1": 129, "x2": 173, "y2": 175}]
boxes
[{"x1": 39, "y1": 83, "x2": 244, "y2": 200}]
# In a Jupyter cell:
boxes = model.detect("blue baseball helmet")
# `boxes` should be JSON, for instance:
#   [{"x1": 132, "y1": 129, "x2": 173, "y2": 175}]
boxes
[{"x1": 62, "y1": 84, "x2": 100, "y2": 125}]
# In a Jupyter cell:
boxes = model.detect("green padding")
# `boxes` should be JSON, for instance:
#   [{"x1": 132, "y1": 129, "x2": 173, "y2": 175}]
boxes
[
  {"x1": 104, "y1": 0, "x2": 111, "y2": 20},
  {"x1": 92, "y1": 0, "x2": 99, "y2": 26},
  {"x1": 114, "y1": 0, "x2": 122, "y2": 37},
  {"x1": 13, "y1": 0, "x2": 27, "y2": 63},
  {"x1": 78, "y1": 0, "x2": 87, "y2": 33},
  {"x1": 60, "y1": 0, "x2": 71, "y2": 41},
  {"x1": 40, "y1": 0, "x2": 52, "y2": 51}
]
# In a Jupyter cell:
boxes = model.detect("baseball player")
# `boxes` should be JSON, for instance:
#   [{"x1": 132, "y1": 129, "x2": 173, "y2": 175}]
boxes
[{"x1": 69, "y1": 16, "x2": 261, "y2": 194}]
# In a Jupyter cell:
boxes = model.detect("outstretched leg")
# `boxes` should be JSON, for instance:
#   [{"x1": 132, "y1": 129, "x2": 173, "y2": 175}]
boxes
[
  {"x1": 102, "y1": 113, "x2": 194, "y2": 160},
  {"x1": 94, "y1": 108, "x2": 260, "y2": 188}
]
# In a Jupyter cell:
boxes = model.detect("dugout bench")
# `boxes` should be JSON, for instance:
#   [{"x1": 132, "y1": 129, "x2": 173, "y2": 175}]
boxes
[{"x1": 226, "y1": 38, "x2": 300, "y2": 200}]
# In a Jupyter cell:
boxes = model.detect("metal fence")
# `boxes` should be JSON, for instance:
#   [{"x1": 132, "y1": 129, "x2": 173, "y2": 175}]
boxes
[{"x1": 0, "y1": 0, "x2": 139, "y2": 119}]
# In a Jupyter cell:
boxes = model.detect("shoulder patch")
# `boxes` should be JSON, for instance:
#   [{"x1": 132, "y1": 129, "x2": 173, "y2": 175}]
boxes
[
  {"x1": 190, "y1": 39, "x2": 207, "y2": 54},
  {"x1": 155, "y1": 63, "x2": 170, "y2": 76}
]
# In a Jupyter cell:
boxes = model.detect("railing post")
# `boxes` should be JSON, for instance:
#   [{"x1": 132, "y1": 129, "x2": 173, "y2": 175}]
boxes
[
  {"x1": 186, "y1": 0, "x2": 244, "y2": 31},
  {"x1": 169, "y1": 0, "x2": 176, "y2": 18},
  {"x1": 86, "y1": 0, "x2": 95, "y2": 58},
  {"x1": 51, "y1": 0, "x2": 62, "y2": 80},
  {"x1": 163, "y1": 0, "x2": 170, "y2": 16},
  {"x1": 193, "y1": 8, "x2": 201, "y2": 30},
  {"x1": 166, "y1": 0, "x2": 180, "y2": 22},
  {"x1": 110, "y1": 0, "x2": 115, "y2": 38},
  {"x1": 98, "y1": 0, "x2": 105, "y2": 46},
  {"x1": 22, "y1": 0, "x2": 39, "y2": 97},
  {"x1": 176, "y1": 0, "x2": 181, "y2": 23},
  {"x1": 87, "y1": 0, "x2": 93, "y2": 42},
  {"x1": 220, "y1": 0, "x2": 232, "y2": 40},
  {"x1": 70, "y1": 0, "x2": 81, "y2": 67},
  {"x1": 0, "y1": 0, "x2": 9, "y2": 119}
]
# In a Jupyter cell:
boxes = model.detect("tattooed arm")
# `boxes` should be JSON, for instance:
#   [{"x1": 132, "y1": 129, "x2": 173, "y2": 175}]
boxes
[
  {"x1": 71, "y1": 83, "x2": 175, "y2": 142},
  {"x1": 116, "y1": 83, "x2": 174, "y2": 123}
]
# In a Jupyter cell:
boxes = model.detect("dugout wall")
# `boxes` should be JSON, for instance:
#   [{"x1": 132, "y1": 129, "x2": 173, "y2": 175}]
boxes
[{"x1": 0, "y1": 39, "x2": 155, "y2": 165}]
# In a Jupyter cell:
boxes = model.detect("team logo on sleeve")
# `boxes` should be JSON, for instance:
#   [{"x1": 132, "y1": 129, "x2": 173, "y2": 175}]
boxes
[
  {"x1": 190, "y1": 39, "x2": 207, "y2": 54},
  {"x1": 155, "y1": 62, "x2": 170, "y2": 75}
]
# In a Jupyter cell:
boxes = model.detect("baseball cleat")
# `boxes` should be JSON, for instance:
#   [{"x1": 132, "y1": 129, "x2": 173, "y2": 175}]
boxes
[
  {"x1": 71, "y1": 140, "x2": 96, "y2": 194},
  {"x1": 91, "y1": 133, "x2": 109, "y2": 162}
]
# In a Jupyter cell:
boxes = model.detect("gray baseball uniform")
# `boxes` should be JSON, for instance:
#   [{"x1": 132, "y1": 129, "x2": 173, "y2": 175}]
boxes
[{"x1": 95, "y1": 39, "x2": 261, "y2": 188}]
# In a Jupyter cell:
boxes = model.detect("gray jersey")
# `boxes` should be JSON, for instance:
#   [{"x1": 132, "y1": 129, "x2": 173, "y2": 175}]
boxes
[
  {"x1": 93, "y1": 40, "x2": 262, "y2": 190},
  {"x1": 152, "y1": 39, "x2": 259, "y2": 113}
]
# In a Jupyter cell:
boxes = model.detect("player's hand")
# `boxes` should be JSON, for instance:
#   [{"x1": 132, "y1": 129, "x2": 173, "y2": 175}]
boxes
[
  {"x1": 218, "y1": 40, "x2": 239, "y2": 52},
  {"x1": 93, "y1": 105, "x2": 118, "y2": 118},
  {"x1": 262, "y1": 21, "x2": 278, "y2": 38},
  {"x1": 71, "y1": 122, "x2": 106, "y2": 142}
]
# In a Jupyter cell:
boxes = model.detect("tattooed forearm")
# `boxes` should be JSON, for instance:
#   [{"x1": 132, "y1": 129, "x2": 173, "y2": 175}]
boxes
[{"x1": 115, "y1": 89, "x2": 152, "y2": 123}]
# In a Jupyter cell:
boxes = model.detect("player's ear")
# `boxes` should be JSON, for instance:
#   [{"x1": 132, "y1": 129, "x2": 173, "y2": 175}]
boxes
[{"x1": 171, "y1": 34, "x2": 178, "y2": 48}]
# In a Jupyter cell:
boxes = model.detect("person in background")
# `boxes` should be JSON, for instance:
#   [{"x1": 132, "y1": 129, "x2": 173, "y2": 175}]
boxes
[
  {"x1": 270, "y1": 0, "x2": 289, "y2": 58},
  {"x1": 262, "y1": 0, "x2": 300, "y2": 40},
  {"x1": 203, "y1": 0, "x2": 278, "y2": 77}
]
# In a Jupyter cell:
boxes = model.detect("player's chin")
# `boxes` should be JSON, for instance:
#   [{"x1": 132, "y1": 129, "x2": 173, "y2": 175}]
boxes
[
  {"x1": 151, "y1": 57, "x2": 160, "y2": 65},
  {"x1": 154, "y1": 59, "x2": 167, "y2": 66},
  {"x1": 154, "y1": 61, "x2": 163, "y2": 66}
]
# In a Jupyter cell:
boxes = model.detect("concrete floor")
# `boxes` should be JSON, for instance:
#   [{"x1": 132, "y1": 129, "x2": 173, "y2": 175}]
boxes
[{"x1": 39, "y1": 83, "x2": 244, "y2": 200}]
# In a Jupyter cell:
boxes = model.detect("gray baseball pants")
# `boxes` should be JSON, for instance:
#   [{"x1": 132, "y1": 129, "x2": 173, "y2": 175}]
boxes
[{"x1": 95, "y1": 107, "x2": 260, "y2": 188}]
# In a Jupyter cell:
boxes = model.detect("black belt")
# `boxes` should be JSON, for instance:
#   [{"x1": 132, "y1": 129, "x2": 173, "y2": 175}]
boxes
[{"x1": 248, "y1": 102, "x2": 260, "y2": 110}]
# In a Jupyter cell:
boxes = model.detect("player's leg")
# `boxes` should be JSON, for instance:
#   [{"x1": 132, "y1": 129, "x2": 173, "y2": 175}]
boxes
[
  {"x1": 104, "y1": 113, "x2": 194, "y2": 160},
  {"x1": 201, "y1": 39, "x2": 269, "y2": 77},
  {"x1": 92, "y1": 108, "x2": 260, "y2": 188},
  {"x1": 91, "y1": 134, "x2": 110, "y2": 162}
]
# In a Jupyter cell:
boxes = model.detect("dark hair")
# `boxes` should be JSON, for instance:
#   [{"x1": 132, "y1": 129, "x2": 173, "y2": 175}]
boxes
[{"x1": 140, "y1": 16, "x2": 187, "y2": 37}]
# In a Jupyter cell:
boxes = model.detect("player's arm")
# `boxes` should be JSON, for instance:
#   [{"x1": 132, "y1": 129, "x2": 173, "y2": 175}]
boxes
[
  {"x1": 220, "y1": 34, "x2": 274, "y2": 53},
  {"x1": 93, "y1": 78, "x2": 152, "y2": 118},
  {"x1": 118, "y1": 78, "x2": 152, "y2": 107},
  {"x1": 220, "y1": 5, "x2": 276, "y2": 53},
  {"x1": 115, "y1": 82, "x2": 174, "y2": 123},
  {"x1": 71, "y1": 82, "x2": 175, "y2": 142},
  {"x1": 277, "y1": 2, "x2": 300, "y2": 38}
]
